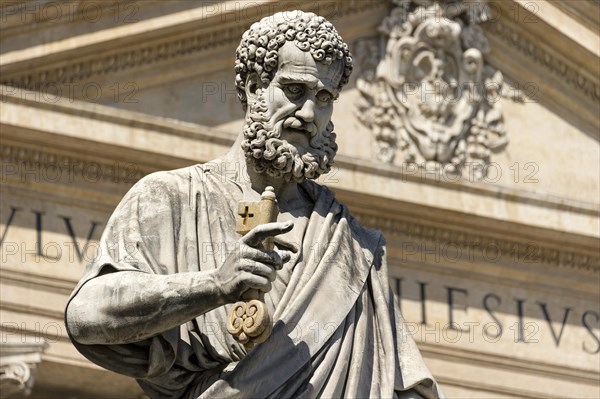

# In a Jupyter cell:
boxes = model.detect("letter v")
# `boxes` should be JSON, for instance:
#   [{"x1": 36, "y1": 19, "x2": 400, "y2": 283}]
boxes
[
  {"x1": 60, "y1": 216, "x2": 100, "y2": 262},
  {"x1": 537, "y1": 302, "x2": 572, "y2": 347},
  {"x1": 0, "y1": 207, "x2": 21, "y2": 246}
]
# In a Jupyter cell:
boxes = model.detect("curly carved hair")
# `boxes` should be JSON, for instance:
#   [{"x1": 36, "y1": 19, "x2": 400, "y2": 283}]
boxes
[{"x1": 235, "y1": 11, "x2": 353, "y2": 108}]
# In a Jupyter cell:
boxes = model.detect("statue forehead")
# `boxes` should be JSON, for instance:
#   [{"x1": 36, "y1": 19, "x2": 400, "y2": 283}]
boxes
[{"x1": 275, "y1": 42, "x2": 344, "y2": 89}]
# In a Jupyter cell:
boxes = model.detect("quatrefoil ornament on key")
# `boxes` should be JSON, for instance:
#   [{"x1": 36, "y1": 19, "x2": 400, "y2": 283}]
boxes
[{"x1": 226, "y1": 299, "x2": 270, "y2": 345}]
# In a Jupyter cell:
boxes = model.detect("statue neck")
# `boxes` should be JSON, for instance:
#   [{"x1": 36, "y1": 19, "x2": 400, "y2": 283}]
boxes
[{"x1": 222, "y1": 135, "x2": 307, "y2": 211}]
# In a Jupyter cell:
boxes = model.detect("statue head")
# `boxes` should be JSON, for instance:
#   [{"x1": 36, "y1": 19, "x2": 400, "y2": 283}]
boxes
[{"x1": 235, "y1": 11, "x2": 353, "y2": 182}]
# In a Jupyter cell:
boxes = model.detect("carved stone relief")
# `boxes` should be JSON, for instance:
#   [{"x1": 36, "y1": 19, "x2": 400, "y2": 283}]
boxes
[
  {"x1": 0, "y1": 339, "x2": 47, "y2": 397},
  {"x1": 356, "y1": 0, "x2": 513, "y2": 179}
]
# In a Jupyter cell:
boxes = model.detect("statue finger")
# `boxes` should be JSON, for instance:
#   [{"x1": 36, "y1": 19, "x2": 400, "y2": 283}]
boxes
[
  {"x1": 259, "y1": 249, "x2": 284, "y2": 270},
  {"x1": 269, "y1": 249, "x2": 293, "y2": 270},
  {"x1": 245, "y1": 249, "x2": 291, "y2": 270},
  {"x1": 244, "y1": 274, "x2": 272, "y2": 293},
  {"x1": 254, "y1": 263, "x2": 277, "y2": 281},
  {"x1": 276, "y1": 250, "x2": 293, "y2": 264},
  {"x1": 241, "y1": 246, "x2": 282, "y2": 267},
  {"x1": 243, "y1": 221, "x2": 293, "y2": 247},
  {"x1": 240, "y1": 260, "x2": 276, "y2": 281}
]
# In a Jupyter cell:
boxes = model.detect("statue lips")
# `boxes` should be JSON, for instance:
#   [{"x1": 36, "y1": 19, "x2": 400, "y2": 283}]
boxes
[
  {"x1": 285, "y1": 129, "x2": 309, "y2": 148},
  {"x1": 282, "y1": 117, "x2": 316, "y2": 149}
]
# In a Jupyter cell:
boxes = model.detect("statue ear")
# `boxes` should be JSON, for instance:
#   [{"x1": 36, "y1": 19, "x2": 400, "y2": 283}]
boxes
[{"x1": 245, "y1": 72, "x2": 259, "y2": 104}]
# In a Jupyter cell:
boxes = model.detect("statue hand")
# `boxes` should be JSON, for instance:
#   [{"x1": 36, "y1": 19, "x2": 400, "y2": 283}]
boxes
[{"x1": 215, "y1": 221, "x2": 294, "y2": 303}]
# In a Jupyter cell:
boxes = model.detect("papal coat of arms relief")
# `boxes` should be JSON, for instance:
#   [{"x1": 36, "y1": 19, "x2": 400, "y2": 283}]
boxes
[{"x1": 356, "y1": 0, "x2": 519, "y2": 180}]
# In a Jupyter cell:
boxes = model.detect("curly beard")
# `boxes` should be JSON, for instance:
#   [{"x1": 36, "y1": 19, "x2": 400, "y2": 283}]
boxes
[{"x1": 241, "y1": 92, "x2": 338, "y2": 183}]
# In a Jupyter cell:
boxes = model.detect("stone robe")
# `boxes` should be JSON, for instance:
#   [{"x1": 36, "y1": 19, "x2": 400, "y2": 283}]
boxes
[{"x1": 65, "y1": 163, "x2": 443, "y2": 399}]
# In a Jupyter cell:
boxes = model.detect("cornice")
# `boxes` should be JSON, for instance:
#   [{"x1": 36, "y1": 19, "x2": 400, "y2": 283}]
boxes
[
  {"x1": 482, "y1": 0, "x2": 599, "y2": 135},
  {"x1": 0, "y1": 0, "x2": 389, "y2": 90},
  {"x1": 484, "y1": 18, "x2": 599, "y2": 106},
  {"x1": 547, "y1": 0, "x2": 600, "y2": 36},
  {"x1": 333, "y1": 155, "x2": 599, "y2": 217},
  {"x1": 1, "y1": 143, "x2": 146, "y2": 185},
  {"x1": 354, "y1": 213, "x2": 599, "y2": 274},
  {"x1": 0, "y1": 269, "x2": 75, "y2": 295},
  {"x1": 419, "y1": 342, "x2": 599, "y2": 384},
  {"x1": 0, "y1": 24, "x2": 243, "y2": 90},
  {"x1": 2, "y1": 1, "x2": 112, "y2": 25}
]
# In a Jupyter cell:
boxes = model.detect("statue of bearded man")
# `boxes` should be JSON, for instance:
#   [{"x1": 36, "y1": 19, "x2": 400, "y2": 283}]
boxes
[{"x1": 65, "y1": 11, "x2": 443, "y2": 399}]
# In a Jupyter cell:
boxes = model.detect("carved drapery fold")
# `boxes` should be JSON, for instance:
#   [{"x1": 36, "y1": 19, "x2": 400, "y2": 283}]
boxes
[{"x1": 356, "y1": 0, "x2": 512, "y2": 179}]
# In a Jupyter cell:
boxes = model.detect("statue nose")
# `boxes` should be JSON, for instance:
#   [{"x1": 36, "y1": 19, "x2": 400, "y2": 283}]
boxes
[{"x1": 295, "y1": 99, "x2": 315, "y2": 123}]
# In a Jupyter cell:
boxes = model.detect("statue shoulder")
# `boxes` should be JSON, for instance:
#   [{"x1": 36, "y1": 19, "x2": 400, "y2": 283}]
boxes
[
  {"x1": 301, "y1": 179, "x2": 384, "y2": 247},
  {"x1": 117, "y1": 165, "x2": 206, "y2": 214},
  {"x1": 130, "y1": 165, "x2": 203, "y2": 195}
]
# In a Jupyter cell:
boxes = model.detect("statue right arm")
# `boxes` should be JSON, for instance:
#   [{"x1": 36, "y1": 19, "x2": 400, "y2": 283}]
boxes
[
  {"x1": 66, "y1": 221, "x2": 293, "y2": 345},
  {"x1": 66, "y1": 269, "x2": 225, "y2": 345}
]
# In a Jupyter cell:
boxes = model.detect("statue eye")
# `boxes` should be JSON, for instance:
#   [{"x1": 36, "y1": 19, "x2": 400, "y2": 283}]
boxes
[
  {"x1": 317, "y1": 91, "x2": 333, "y2": 104},
  {"x1": 284, "y1": 84, "x2": 304, "y2": 96}
]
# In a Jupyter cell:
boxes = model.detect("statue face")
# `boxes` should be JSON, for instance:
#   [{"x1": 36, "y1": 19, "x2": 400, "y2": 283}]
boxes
[
  {"x1": 241, "y1": 42, "x2": 342, "y2": 182},
  {"x1": 262, "y1": 42, "x2": 343, "y2": 152}
]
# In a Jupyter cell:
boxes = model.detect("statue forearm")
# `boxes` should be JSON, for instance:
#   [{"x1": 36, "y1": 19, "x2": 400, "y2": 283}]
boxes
[{"x1": 66, "y1": 270, "x2": 226, "y2": 345}]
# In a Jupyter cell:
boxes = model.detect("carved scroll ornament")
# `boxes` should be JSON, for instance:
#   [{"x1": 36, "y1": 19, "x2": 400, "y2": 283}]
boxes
[{"x1": 0, "y1": 339, "x2": 46, "y2": 398}]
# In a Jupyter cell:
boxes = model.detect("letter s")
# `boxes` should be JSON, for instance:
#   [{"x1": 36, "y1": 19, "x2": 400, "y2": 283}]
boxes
[{"x1": 582, "y1": 310, "x2": 600, "y2": 354}]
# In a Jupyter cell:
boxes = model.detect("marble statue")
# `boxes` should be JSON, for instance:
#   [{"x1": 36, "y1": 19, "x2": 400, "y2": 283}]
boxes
[{"x1": 65, "y1": 11, "x2": 444, "y2": 399}]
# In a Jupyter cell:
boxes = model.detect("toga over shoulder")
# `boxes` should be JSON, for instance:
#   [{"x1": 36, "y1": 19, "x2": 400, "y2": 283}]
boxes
[{"x1": 66, "y1": 164, "x2": 444, "y2": 399}]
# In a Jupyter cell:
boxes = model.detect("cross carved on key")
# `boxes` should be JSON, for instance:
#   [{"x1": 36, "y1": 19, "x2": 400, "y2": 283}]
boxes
[{"x1": 240, "y1": 206, "x2": 254, "y2": 227}]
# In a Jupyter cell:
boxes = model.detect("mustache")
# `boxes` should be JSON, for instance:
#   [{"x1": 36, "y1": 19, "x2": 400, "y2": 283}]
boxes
[{"x1": 282, "y1": 117, "x2": 317, "y2": 136}]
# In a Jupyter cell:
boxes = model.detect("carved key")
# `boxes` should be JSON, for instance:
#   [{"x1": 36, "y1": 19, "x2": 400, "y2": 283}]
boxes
[{"x1": 226, "y1": 186, "x2": 278, "y2": 349}]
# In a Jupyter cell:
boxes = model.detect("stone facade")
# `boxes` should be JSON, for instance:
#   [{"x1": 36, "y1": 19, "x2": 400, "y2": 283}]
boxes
[{"x1": 1, "y1": 1, "x2": 598, "y2": 398}]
